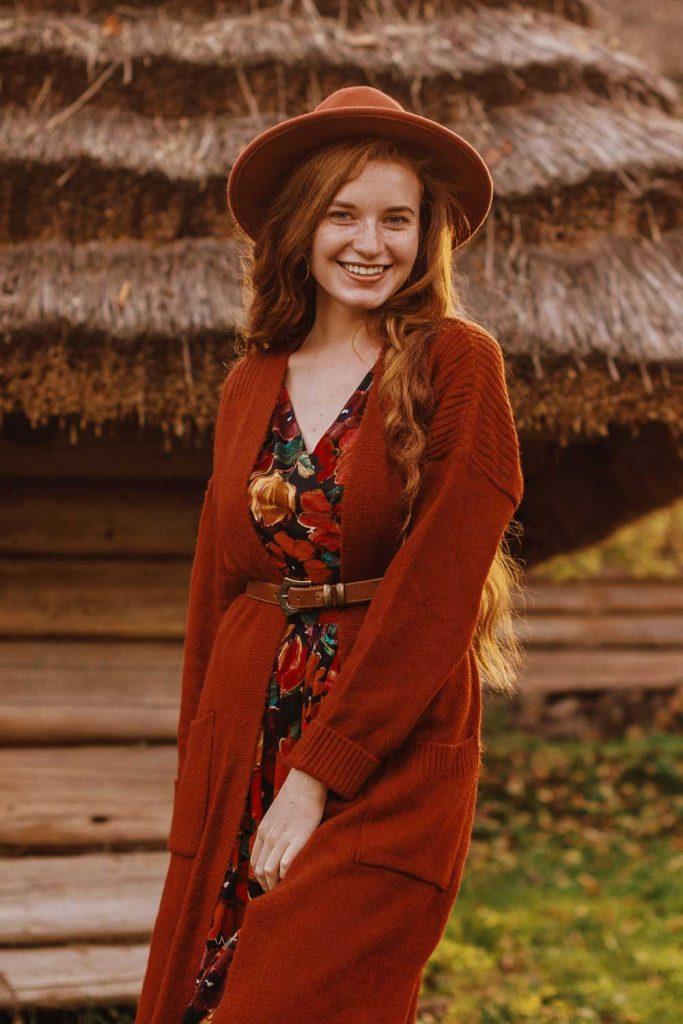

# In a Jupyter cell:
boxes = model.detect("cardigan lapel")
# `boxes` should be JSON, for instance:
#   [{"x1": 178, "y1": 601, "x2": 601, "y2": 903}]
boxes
[
  {"x1": 219, "y1": 335, "x2": 402, "y2": 588},
  {"x1": 220, "y1": 338, "x2": 300, "y2": 585}
]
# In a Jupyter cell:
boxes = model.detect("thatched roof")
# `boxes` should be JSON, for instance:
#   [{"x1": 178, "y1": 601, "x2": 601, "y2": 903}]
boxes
[
  {"x1": 3, "y1": 6, "x2": 675, "y2": 107},
  {"x1": 3, "y1": 91, "x2": 682, "y2": 199},
  {"x1": 1, "y1": 0, "x2": 682, "y2": 445},
  {"x1": 3, "y1": 230, "x2": 682, "y2": 441}
]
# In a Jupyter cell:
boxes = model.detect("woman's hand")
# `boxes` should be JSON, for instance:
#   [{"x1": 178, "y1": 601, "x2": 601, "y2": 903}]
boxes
[{"x1": 250, "y1": 767, "x2": 327, "y2": 891}]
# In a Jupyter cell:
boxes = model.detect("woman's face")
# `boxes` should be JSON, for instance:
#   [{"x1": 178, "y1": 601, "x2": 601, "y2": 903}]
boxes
[{"x1": 309, "y1": 159, "x2": 421, "y2": 310}]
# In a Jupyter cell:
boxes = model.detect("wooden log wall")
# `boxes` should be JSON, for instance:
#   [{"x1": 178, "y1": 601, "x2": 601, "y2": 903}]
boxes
[{"x1": 1, "y1": 440, "x2": 681, "y2": 1009}]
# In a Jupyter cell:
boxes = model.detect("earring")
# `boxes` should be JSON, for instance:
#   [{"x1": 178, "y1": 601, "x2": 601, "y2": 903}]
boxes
[{"x1": 302, "y1": 256, "x2": 310, "y2": 281}]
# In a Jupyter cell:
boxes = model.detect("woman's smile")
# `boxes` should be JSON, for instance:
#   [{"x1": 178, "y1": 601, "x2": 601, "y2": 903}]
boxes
[{"x1": 335, "y1": 259, "x2": 393, "y2": 282}]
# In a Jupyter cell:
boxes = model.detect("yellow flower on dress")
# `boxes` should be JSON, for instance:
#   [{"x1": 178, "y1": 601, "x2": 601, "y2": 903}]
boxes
[{"x1": 247, "y1": 471, "x2": 296, "y2": 527}]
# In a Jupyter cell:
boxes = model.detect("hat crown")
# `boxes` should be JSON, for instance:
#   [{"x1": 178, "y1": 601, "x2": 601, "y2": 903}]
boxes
[
  {"x1": 314, "y1": 86, "x2": 406, "y2": 114},
  {"x1": 227, "y1": 85, "x2": 493, "y2": 249}
]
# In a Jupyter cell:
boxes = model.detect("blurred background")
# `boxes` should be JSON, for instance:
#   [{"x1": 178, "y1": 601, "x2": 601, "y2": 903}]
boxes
[{"x1": 1, "y1": 1, "x2": 681, "y2": 1022}]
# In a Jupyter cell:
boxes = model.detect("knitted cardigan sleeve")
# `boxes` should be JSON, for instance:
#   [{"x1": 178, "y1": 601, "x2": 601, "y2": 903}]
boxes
[
  {"x1": 280, "y1": 320, "x2": 524, "y2": 799},
  {"x1": 174, "y1": 358, "x2": 247, "y2": 784}
]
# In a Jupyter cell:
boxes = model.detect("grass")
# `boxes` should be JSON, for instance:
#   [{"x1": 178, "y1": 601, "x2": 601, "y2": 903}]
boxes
[{"x1": 417, "y1": 705, "x2": 683, "y2": 1024}]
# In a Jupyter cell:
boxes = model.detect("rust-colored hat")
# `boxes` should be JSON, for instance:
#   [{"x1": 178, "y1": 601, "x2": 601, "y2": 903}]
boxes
[{"x1": 226, "y1": 85, "x2": 493, "y2": 249}]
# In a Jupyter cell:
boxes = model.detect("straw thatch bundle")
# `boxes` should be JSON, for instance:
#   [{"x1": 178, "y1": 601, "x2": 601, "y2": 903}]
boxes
[
  {"x1": 1, "y1": 5, "x2": 677, "y2": 118},
  {"x1": 3, "y1": 229, "x2": 682, "y2": 443},
  {"x1": 1, "y1": 0, "x2": 681, "y2": 451}
]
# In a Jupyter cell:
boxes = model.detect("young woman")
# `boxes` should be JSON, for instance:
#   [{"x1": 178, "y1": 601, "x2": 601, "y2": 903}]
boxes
[{"x1": 135, "y1": 86, "x2": 525, "y2": 1024}]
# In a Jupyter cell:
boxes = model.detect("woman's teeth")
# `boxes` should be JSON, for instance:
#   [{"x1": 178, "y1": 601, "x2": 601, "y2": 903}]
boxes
[{"x1": 337, "y1": 261, "x2": 390, "y2": 279}]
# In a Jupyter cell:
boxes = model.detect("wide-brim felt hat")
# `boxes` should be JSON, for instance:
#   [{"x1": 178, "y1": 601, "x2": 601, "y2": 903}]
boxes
[{"x1": 226, "y1": 85, "x2": 493, "y2": 249}]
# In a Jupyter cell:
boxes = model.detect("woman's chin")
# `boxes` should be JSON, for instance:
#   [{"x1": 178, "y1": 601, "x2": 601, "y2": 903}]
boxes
[
  {"x1": 318, "y1": 278, "x2": 400, "y2": 309},
  {"x1": 332, "y1": 292, "x2": 390, "y2": 311}
]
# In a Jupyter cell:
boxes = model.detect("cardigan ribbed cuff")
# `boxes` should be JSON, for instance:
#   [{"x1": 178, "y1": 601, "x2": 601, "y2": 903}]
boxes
[{"x1": 281, "y1": 718, "x2": 380, "y2": 800}]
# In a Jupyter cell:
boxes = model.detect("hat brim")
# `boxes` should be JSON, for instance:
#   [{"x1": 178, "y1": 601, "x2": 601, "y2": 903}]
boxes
[{"x1": 226, "y1": 105, "x2": 493, "y2": 248}]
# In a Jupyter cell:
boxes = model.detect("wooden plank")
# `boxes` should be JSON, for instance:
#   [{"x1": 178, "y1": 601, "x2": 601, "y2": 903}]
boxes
[
  {"x1": 0, "y1": 941, "x2": 147, "y2": 1007},
  {"x1": 520, "y1": 648, "x2": 683, "y2": 693},
  {"x1": 0, "y1": 480, "x2": 203, "y2": 556},
  {"x1": 0, "y1": 559, "x2": 191, "y2": 638},
  {"x1": 0, "y1": 745, "x2": 175, "y2": 850},
  {"x1": 2, "y1": 559, "x2": 683, "y2": 643},
  {"x1": 0, "y1": 851, "x2": 167, "y2": 945},
  {"x1": 519, "y1": 578, "x2": 683, "y2": 613},
  {"x1": 0, "y1": 640, "x2": 182, "y2": 742},
  {"x1": 516, "y1": 613, "x2": 683, "y2": 647},
  {"x1": 2, "y1": 638, "x2": 680, "y2": 745}
]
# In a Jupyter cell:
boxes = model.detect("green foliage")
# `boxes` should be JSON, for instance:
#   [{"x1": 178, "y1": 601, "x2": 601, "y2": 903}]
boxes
[
  {"x1": 532, "y1": 497, "x2": 683, "y2": 581},
  {"x1": 418, "y1": 728, "x2": 683, "y2": 1024}
]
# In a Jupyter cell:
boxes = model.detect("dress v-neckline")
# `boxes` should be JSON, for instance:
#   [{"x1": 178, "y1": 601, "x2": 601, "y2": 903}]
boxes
[{"x1": 282, "y1": 347, "x2": 382, "y2": 460}]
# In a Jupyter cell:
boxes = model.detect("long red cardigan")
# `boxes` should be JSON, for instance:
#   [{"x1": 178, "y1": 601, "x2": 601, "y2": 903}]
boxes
[{"x1": 135, "y1": 316, "x2": 524, "y2": 1024}]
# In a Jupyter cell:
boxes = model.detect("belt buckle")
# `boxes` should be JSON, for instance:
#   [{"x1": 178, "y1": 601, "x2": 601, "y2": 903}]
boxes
[{"x1": 278, "y1": 575, "x2": 310, "y2": 615}]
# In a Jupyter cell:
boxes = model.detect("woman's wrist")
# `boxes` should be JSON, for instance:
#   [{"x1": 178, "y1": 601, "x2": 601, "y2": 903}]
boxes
[{"x1": 286, "y1": 766, "x2": 328, "y2": 798}]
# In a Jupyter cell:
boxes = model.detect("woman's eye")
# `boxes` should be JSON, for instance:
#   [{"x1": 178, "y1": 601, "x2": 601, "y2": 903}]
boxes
[{"x1": 329, "y1": 211, "x2": 408, "y2": 225}]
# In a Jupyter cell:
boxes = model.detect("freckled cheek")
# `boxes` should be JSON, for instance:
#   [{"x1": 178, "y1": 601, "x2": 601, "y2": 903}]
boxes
[
  {"x1": 385, "y1": 228, "x2": 418, "y2": 260},
  {"x1": 313, "y1": 226, "x2": 348, "y2": 255},
  {"x1": 388, "y1": 243, "x2": 419, "y2": 273}
]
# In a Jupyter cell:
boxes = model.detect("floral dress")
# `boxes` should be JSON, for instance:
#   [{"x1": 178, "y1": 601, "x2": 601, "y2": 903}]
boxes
[{"x1": 181, "y1": 356, "x2": 376, "y2": 1024}]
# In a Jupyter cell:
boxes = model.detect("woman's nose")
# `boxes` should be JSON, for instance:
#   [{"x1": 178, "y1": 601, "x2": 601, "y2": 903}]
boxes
[{"x1": 351, "y1": 220, "x2": 382, "y2": 255}]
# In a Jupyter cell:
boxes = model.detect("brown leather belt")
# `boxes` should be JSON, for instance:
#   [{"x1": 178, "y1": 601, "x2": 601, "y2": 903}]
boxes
[{"x1": 246, "y1": 575, "x2": 383, "y2": 615}]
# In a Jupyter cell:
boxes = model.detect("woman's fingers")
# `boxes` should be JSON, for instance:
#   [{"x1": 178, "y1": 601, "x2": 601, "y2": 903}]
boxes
[
  {"x1": 250, "y1": 828, "x2": 262, "y2": 865},
  {"x1": 254, "y1": 835, "x2": 287, "y2": 891},
  {"x1": 278, "y1": 837, "x2": 304, "y2": 880},
  {"x1": 251, "y1": 826, "x2": 280, "y2": 890},
  {"x1": 262, "y1": 836, "x2": 291, "y2": 890},
  {"x1": 253, "y1": 832, "x2": 306, "y2": 891}
]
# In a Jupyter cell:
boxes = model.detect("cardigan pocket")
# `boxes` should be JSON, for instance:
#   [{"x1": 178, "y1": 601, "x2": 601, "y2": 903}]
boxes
[
  {"x1": 354, "y1": 732, "x2": 481, "y2": 890},
  {"x1": 167, "y1": 709, "x2": 215, "y2": 858}
]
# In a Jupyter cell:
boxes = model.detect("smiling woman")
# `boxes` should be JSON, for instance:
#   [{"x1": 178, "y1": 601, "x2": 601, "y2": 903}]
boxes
[{"x1": 135, "y1": 86, "x2": 524, "y2": 1024}]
